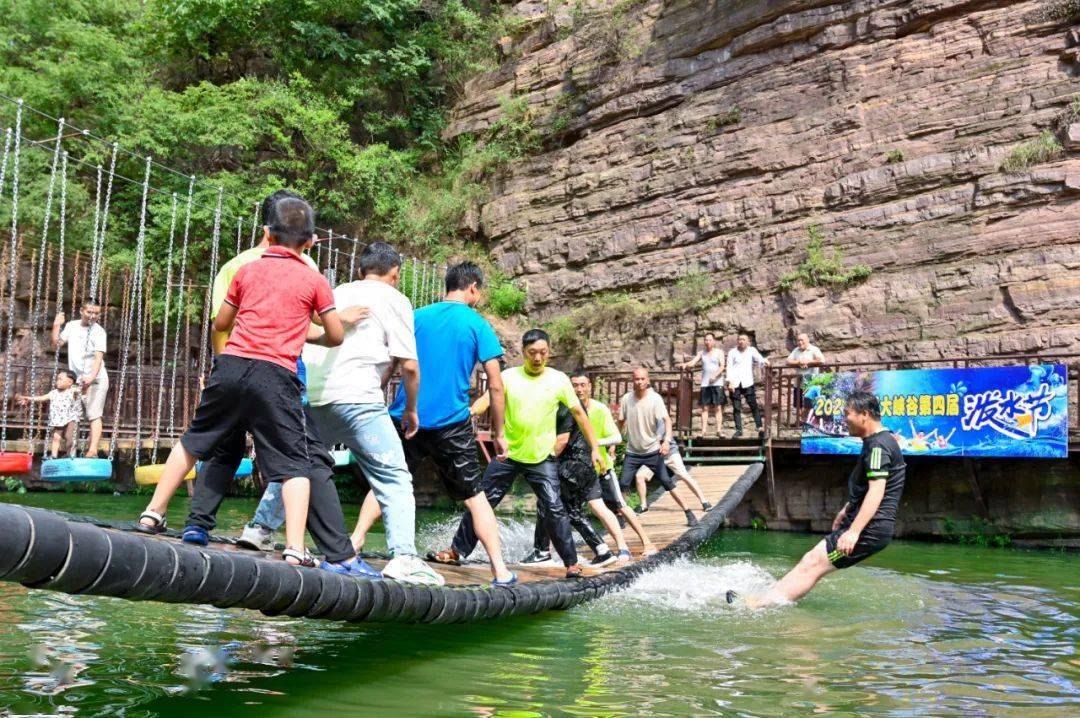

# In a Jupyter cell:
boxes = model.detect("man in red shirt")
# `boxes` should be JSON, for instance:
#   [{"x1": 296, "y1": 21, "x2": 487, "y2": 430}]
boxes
[{"x1": 135, "y1": 197, "x2": 352, "y2": 569}]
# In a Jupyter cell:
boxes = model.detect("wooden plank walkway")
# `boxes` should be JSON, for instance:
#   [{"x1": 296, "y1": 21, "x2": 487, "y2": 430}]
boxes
[{"x1": 371, "y1": 463, "x2": 751, "y2": 586}]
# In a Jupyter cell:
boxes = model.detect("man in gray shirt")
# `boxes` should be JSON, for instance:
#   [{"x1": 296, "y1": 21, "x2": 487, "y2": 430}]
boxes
[{"x1": 678, "y1": 332, "x2": 726, "y2": 437}]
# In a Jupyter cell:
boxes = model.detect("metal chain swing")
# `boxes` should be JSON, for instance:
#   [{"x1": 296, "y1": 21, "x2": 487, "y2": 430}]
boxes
[
  {"x1": 89, "y1": 143, "x2": 118, "y2": 303},
  {"x1": 0, "y1": 113, "x2": 18, "y2": 452},
  {"x1": 248, "y1": 201, "x2": 259, "y2": 249},
  {"x1": 25, "y1": 119, "x2": 66, "y2": 453},
  {"x1": 46, "y1": 151, "x2": 69, "y2": 402},
  {"x1": 168, "y1": 177, "x2": 195, "y2": 435},
  {"x1": 108, "y1": 156, "x2": 152, "y2": 463},
  {"x1": 150, "y1": 193, "x2": 179, "y2": 464},
  {"x1": 196, "y1": 188, "x2": 224, "y2": 383}
]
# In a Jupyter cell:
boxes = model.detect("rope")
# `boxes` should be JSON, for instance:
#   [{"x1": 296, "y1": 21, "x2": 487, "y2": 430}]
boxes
[
  {"x1": 108, "y1": 156, "x2": 152, "y2": 462},
  {"x1": 168, "y1": 177, "x2": 195, "y2": 435},
  {"x1": 0, "y1": 102, "x2": 22, "y2": 452},
  {"x1": 151, "y1": 193, "x2": 179, "y2": 463}
]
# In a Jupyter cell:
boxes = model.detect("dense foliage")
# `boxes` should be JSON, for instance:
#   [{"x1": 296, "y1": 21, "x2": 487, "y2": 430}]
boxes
[{"x1": 0, "y1": 0, "x2": 529, "y2": 311}]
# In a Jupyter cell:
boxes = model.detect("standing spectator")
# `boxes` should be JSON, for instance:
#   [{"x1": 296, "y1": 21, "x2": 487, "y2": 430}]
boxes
[
  {"x1": 51, "y1": 302, "x2": 108, "y2": 457},
  {"x1": 726, "y1": 334, "x2": 768, "y2": 437},
  {"x1": 678, "y1": 332, "x2": 726, "y2": 437},
  {"x1": 786, "y1": 332, "x2": 826, "y2": 424}
]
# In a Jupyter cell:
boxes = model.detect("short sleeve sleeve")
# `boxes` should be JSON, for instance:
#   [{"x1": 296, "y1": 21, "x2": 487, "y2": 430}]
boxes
[
  {"x1": 865, "y1": 439, "x2": 895, "y2": 480},
  {"x1": 555, "y1": 374, "x2": 576, "y2": 408},
  {"x1": 787, "y1": 349, "x2": 798, "y2": 361},
  {"x1": 813, "y1": 347, "x2": 825, "y2": 362},
  {"x1": 312, "y1": 277, "x2": 336, "y2": 315},
  {"x1": 602, "y1": 406, "x2": 619, "y2": 438},
  {"x1": 475, "y1": 317, "x2": 503, "y2": 364},
  {"x1": 92, "y1": 325, "x2": 106, "y2": 353},
  {"x1": 211, "y1": 263, "x2": 234, "y2": 320},
  {"x1": 59, "y1": 322, "x2": 70, "y2": 342},
  {"x1": 224, "y1": 270, "x2": 243, "y2": 308},
  {"x1": 556, "y1": 405, "x2": 574, "y2": 435},
  {"x1": 651, "y1": 394, "x2": 669, "y2": 424},
  {"x1": 387, "y1": 294, "x2": 417, "y2": 360}
]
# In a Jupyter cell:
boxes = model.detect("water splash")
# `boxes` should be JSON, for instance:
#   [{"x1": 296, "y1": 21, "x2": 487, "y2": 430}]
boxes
[{"x1": 417, "y1": 516, "x2": 540, "y2": 563}]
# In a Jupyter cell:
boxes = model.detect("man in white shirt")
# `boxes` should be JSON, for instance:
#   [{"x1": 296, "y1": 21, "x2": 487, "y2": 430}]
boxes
[
  {"x1": 617, "y1": 367, "x2": 698, "y2": 526},
  {"x1": 726, "y1": 333, "x2": 769, "y2": 437},
  {"x1": 303, "y1": 241, "x2": 441, "y2": 586},
  {"x1": 51, "y1": 302, "x2": 108, "y2": 456}
]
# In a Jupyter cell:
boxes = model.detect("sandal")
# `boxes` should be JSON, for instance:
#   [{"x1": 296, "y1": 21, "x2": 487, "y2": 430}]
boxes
[
  {"x1": 425, "y1": 548, "x2": 461, "y2": 566},
  {"x1": 282, "y1": 547, "x2": 317, "y2": 568},
  {"x1": 134, "y1": 510, "x2": 167, "y2": 535}
]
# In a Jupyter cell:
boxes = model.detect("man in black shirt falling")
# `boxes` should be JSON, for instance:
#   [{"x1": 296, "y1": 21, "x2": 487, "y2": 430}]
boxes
[{"x1": 729, "y1": 391, "x2": 906, "y2": 607}]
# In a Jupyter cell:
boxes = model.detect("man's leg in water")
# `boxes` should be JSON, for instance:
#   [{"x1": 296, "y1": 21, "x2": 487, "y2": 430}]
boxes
[
  {"x1": 748, "y1": 540, "x2": 835, "y2": 607},
  {"x1": 463, "y1": 492, "x2": 513, "y2": 580}
]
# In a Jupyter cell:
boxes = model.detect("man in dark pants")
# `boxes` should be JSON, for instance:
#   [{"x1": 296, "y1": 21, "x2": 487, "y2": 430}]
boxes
[
  {"x1": 728, "y1": 391, "x2": 906, "y2": 607},
  {"x1": 725, "y1": 333, "x2": 769, "y2": 437},
  {"x1": 449, "y1": 329, "x2": 605, "y2": 579}
]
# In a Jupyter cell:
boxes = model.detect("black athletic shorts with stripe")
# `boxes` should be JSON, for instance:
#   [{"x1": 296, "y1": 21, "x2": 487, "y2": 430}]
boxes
[
  {"x1": 396, "y1": 417, "x2": 482, "y2": 501},
  {"x1": 824, "y1": 522, "x2": 894, "y2": 569}
]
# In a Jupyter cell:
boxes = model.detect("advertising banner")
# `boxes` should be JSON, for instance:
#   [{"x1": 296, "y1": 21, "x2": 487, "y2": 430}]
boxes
[{"x1": 800, "y1": 364, "x2": 1069, "y2": 458}]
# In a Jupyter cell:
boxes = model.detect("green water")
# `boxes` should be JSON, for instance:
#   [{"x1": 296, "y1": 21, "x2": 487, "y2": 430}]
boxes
[{"x1": 0, "y1": 494, "x2": 1077, "y2": 717}]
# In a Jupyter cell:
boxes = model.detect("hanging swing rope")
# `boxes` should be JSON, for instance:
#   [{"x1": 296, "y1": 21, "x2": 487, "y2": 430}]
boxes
[
  {"x1": 168, "y1": 177, "x2": 195, "y2": 435},
  {"x1": 150, "y1": 193, "x2": 179, "y2": 463},
  {"x1": 108, "y1": 156, "x2": 152, "y2": 462},
  {"x1": 1, "y1": 102, "x2": 24, "y2": 453}
]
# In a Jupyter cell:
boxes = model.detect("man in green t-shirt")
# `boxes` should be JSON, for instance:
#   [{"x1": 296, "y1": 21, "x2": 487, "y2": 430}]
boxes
[{"x1": 444, "y1": 328, "x2": 604, "y2": 579}]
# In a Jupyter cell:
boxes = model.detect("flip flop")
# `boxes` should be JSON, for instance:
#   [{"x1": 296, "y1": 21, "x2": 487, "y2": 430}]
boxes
[{"x1": 425, "y1": 548, "x2": 461, "y2": 566}]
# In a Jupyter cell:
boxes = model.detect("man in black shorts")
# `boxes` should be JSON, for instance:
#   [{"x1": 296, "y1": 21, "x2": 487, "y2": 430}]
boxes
[{"x1": 729, "y1": 391, "x2": 906, "y2": 607}]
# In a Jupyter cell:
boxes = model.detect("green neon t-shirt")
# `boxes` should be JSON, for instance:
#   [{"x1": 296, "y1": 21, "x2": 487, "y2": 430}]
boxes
[
  {"x1": 211, "y1": 246, "x2": 319, "y2": 321},
  {"x1": 503, "y1": 366, "x2": 577, "y2": 464},
  {"x1": 586, "y1": 400, "x2": 619, "y2": 471}
]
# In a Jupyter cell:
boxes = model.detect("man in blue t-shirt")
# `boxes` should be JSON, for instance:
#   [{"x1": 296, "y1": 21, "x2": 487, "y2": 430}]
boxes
[{"x1": 356, "y1": 262, "x2": 516, "y2": 583}]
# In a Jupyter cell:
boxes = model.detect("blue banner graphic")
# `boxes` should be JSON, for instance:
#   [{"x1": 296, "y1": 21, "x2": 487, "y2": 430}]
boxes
[{"x1": 800, "y1": 364, "x2": 1069, "y2": 458}]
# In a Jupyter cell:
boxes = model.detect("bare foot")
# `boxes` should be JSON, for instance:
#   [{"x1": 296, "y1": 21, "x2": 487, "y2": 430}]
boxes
[{"x1": 643, "y1": 544, "x2": 659, "y2": 556}]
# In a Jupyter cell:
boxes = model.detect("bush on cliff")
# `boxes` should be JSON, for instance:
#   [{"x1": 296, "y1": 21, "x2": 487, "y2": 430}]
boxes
[
  {"x1": 1000, "y1": 131, "x2": 1064, "y2": 172},
  {"x1": 779, "y1": 225, "x2": 872, "y2": 292}
]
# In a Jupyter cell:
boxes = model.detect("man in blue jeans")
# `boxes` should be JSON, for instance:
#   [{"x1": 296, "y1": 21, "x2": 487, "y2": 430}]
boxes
[{"x1": 296, "y1": 241, "x2": 441, "y2": 585}]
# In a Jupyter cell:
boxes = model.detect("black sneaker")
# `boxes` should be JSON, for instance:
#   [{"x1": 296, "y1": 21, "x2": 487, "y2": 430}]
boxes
[
  {"x1": 702, "y1": 501, "x2": 712, "y2": 511},
  {"x1": 732, "y1": 431, "x2": 744, "y2": 438},
  {"x1": 589, "y1": 552, "x2": 617, "y2": 568},
  {"x1": 725, "y1": 590, "x2": 739, "y2": 605},
  {"x1": 685, "y1": 510, "x2": 699, "y2": 527},
  {"x1": 521, "y1": 549, "x2": 552, "y2": 564}
]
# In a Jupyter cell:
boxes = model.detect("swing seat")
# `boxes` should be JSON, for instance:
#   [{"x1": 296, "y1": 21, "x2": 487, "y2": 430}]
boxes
[
  {"x1": 40, "y1": 458, "x2": 113, "y2": 482},
  {"x1": 0, "y1": 452, "x2": 34, "y2": 475},
  {"x1": 332, "y1": 449, "x2": 357, "y2": 469},
  {"x1": 133, "y1": 464, "x2": 196, "y2": 486},
  {"x1": 133, "y1": 458, "x2": 253, "y2": 486}
]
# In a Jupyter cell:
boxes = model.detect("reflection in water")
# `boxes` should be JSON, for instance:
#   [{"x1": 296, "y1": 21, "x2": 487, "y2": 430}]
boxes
[{"x1": 0, "y1": 494, "x2": 1077, "y2": 716}]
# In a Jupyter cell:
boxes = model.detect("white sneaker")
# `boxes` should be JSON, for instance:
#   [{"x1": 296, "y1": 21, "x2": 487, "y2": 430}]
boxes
[
  {"x1": 383, "y1": 555, "x2": 446, "y2": 586},
  {"x1": 236, "y1": 524, "x2": 274, "y2": 552}
]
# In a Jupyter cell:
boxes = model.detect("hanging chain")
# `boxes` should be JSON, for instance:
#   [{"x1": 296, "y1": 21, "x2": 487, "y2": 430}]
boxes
[
  {"x1": 89, "y1": 143, "x2": 118, "y2": 302},
  {"x1": 168, "y1": 176, "x2": 195, "y2": 435},
  {"x1": 348, "y1": 238, "x2": 358, "y2": 281},
  {"x1": 196, "y1": 188, "x2": 223, "y2": 382},
  {"x1": 151, "y1": 192, "x2": 179, "y2": 463},
  {"x1": 235, "y1": 214, "x2": 242, "y2": 256},
  {"x1": 47, "y1": 152, "x2": 69, "y2": 396},
  {"x1": 0, "y1": 106, "x2": 19, "y2": 451},
  {"x1": 108, "y1": 156, "x2": 152, "y2": 462},
  {"x1": 248, "y1": 201, "x2": 259, "y2": 249}
]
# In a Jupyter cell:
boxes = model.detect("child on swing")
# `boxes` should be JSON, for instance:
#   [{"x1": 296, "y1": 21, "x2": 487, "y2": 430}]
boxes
[
  {"x1": 18, "y1": 369, "x2": 82, "y2": 459},
  {"x1": 134, "y1": 197, "x2": 347, "y2": 568}
]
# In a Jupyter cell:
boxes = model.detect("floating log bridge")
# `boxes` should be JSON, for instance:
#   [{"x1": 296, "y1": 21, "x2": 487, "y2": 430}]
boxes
[{"x1": 0, "y1": 464, "x2": 761, "y2": 623}]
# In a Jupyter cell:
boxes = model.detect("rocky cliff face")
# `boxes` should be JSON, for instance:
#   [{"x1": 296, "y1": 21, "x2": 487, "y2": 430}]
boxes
[{"x1": 449, "y1": 0, "x2": 1080, "y2": 367}]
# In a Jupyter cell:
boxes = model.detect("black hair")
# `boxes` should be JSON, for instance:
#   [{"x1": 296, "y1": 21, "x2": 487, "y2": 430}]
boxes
[
  {"x1": 359, "y1": 242, "x2": 401, "y2": 277},
  {"x1": 569, "y1": 368, "x2": 589, "y2": 380},
  {"x1": 445, "y1": 261, "x2": 485, "y2": 293},
  {"x1": 267, "y1": 197, "x2": 316, "y2": 247},
  {"x1": 57, "y1": 369, "x2": 77, "y2": 382},
  {"x1": 261, "y1": 189, "x2": 302, "y2": 227},
  {"x1": 846, "y1": 391, "x2": 881, "y2": 420},
  {"x1": 522, "y1": 328, "x2": 550, "y2": 347}
]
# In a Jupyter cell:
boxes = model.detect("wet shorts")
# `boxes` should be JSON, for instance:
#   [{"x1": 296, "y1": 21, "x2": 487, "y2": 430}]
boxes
[
  {"x1": 824, "y1": 524, "x2": 893, "y2": 569},
  {"x1": 397, "y1": 417, "x2": 482, "y2": 501},
  {"x1": 700, "y1": 386, "x2": 725, "y2": 406},
  {"x1": 600, "y1": 469, "x2": 626, "y2": 511},
  {"x1": 558, "y1": 457, "x2": 603, "y2": 504},
  {"x1": 620, "y1": 451, "x2": 675, "y2": 491}
]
